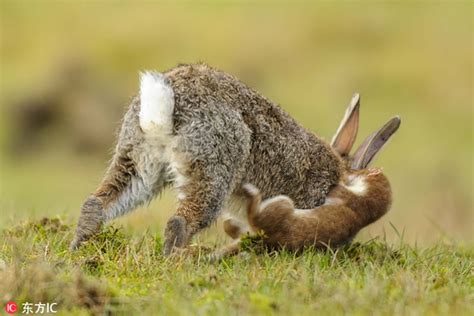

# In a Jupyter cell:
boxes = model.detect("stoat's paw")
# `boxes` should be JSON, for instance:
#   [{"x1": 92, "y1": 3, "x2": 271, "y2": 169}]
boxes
[{"x1": 368, "y1": 167, "x2": 383, "y2": 177}]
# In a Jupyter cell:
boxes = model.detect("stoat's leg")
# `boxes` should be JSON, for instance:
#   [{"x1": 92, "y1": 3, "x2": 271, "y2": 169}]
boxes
[{"x1": 223, "y1": 218, "x2": 249, "y2": 239}]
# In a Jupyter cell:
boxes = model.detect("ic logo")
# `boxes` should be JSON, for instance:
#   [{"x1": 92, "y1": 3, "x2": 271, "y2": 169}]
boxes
[{"x1": 5, "y1": 301, "x2": 18, "y2": 314}]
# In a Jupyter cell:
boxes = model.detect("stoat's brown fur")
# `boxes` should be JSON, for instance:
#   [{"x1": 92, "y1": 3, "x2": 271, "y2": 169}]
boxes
[{"x1": 241, "y1": 167, "x2": 391, "y2": 252}]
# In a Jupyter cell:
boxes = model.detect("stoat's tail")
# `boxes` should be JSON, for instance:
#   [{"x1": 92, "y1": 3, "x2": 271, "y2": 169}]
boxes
[{"x1": 242, "y1": 184, "x2": 263, "y2": 232}]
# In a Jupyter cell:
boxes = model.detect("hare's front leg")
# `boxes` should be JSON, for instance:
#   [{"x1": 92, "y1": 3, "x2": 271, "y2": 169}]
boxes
[
  {"x1": 163, "y1": 180, "x2": 224, "y2": 254},
  {"x1": 163, "y1": 159, "x2": 247, "y2": 255},
  {"x1": 71, "y1": 100, "x2": 171, "y2": 250},
  {"x1": 163, "y1": 107, "x2": 251, "y2": 255}
]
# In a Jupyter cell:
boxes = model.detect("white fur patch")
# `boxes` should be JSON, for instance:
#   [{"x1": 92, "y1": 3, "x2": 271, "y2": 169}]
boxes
[
  {"x1": 294, "y1": 208, "x2": 314, "y2": 216},
  {"x1": 168, "y1": 157, "x2": 189, "y2": 201},
  {"x1": 103, "y1": 72, "x2": 183, "y2": 221},
  {"x1": 260, "y1": 195, "x2": 292, "y2": 211},
  {"x1": 138, "y1": 71, "x2": 191, "y2": 201},
  {"x1": 139, "y1": 71, "x2": 174, "y2": 133},
  {"x1": 324, "y1": 197, "x2": 343, "y2": 206},
  {"x1": 344, "y1": 175, "x2": 367, "y2": 196},
  {"x1": 243, "y1": 183, "x2": 259, "y2": 196},
  {"x1": 294, "y1": 197, "x2": 343, "y2": 217}
]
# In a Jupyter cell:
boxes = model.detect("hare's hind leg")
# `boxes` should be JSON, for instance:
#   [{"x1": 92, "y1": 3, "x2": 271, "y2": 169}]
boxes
[
  {"x1": 164, "y1": 157, "x2": 249, "y2": 255},
  {"x1": 163, "y1": 106, "x2": 251, "y2": 255},
  {"x1": 71, "y1": 73, "x2": 174, "y2": 250},
  {"x1": 70, "y1": 151, "x2": 169, "y2": 250}
]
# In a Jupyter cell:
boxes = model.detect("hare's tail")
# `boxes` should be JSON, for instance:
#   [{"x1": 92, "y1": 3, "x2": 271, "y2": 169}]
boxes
[{"x1": 139, "y1": 71, "x2": 175, "y2": 134}]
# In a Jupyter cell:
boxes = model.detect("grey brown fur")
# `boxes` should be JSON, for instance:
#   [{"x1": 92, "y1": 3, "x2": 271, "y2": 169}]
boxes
[{"x1": 71, "y1": 63, "x2": 343, "y2": 253}]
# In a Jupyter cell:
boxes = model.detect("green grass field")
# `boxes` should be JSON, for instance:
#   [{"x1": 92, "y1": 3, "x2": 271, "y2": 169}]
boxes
[
  {"x1": 0, "y1": 2, "x2": 472, "y2": 315},
  {"x1": 1, "y1": 218, "x2": 472, "y2": 315}
]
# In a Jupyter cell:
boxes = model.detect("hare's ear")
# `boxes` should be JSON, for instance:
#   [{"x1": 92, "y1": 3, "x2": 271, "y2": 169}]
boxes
[
  {"x1": 331, "y1": 93, "x2": 360, "y2": 157},
  {"x1": 351, "y1": 116, "x2": 401, "y2": 169}
]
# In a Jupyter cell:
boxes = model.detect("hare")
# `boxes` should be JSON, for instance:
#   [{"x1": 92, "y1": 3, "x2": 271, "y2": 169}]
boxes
[
  {"x1": 71, "y1": 63, "x2": 349, "y2": 254},
  {"x1": 215, "y1": 102, "x2": 401, "y2": 258}
]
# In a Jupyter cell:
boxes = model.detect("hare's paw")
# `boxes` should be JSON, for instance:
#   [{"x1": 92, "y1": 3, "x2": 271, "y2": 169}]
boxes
[
  {"x1": 70, "y1": 196, "x2": 105, "y2": 251},
  {"x1": 164, "y1": 215, "x2": 189, "y2": 256}
]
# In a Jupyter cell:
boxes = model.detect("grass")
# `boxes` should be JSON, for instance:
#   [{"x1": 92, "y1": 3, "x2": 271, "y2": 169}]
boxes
[{"x1": 1, "y1": 217, "x2": 472, "y2": 315}]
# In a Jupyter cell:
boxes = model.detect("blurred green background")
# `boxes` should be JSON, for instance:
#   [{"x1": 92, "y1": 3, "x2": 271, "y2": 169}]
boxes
[{"x1": 0, "y1": 1, "x2": 472, "y2": 244}]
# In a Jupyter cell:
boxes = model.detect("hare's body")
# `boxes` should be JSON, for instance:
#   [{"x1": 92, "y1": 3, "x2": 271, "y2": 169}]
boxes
[
  {"x1": 71, "y1": 64, "x2": 342, "y2": 253},
  {"x1": 239, "y1": 169, "x2": 391, "y2": 252}
]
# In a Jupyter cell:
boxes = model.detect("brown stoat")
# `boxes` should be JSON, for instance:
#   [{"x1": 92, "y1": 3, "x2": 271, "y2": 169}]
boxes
[
  {"x1": 214, "y1": 101, "x2": 401, "y2": 259},
  {"x1": 240, "y1": 167, "x2": 391, "y2": 251}
]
